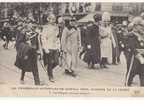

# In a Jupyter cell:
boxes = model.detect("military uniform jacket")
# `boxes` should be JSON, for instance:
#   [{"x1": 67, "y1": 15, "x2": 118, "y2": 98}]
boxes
[{"x1": 41, "y1": 24, "x2": 60, "y2": 51}]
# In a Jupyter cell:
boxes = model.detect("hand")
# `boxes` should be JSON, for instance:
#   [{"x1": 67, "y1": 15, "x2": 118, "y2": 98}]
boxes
[
  {"x1": 87, "y1": 45, "x2": 91, "y2": 49},
  {"x1": 24, "y1": 55, "x2": 28, "y2": 60},
  {"x1": 45, "y1": 49, "x2": 50, "y2": 54},
  {"x1": 79, "y1": 46, "x2": 83, "y2": 52}
]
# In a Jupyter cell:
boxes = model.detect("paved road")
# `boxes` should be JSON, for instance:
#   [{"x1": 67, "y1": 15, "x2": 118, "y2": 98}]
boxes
[{"x1": 0, "y1": 41, "x2": 140, "y2": 87}]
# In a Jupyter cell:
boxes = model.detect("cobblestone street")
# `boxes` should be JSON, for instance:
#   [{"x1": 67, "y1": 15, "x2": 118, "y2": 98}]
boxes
[{"x1": 0, "y1": 41, "x2": 140, "y2": 87}]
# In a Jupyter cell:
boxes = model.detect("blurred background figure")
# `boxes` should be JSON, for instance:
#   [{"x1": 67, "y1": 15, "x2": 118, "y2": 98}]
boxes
[{"x1": 2, "y1": 21, "x2": 11, "y2": 49}]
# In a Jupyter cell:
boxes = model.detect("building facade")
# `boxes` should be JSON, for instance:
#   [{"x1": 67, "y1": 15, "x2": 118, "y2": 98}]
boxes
[{"x1": 0, "y1": 3, "x2": 144, "y2": 22}]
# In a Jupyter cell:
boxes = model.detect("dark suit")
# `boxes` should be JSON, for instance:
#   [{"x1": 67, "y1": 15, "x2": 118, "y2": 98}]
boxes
[
  {"x1": 125, "y1": 34, "x2": 144, "y2": 86},
  {"x1": 83, "y1": 24, "x2": 100, "y2": 66},
  {"x1": 15, "y1": 30, "x2": 40, "y2": 85}
]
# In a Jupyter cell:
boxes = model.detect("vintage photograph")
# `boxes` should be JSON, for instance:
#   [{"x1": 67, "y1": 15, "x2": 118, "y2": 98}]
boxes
[{"x1": 0, "y1": 2, "x2": 144, "y2": 89}]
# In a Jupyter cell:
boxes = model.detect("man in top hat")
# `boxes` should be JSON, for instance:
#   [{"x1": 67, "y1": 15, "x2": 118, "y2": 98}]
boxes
[{"x1": 83, "y1": 14, "x2": 101, "y2": 69}]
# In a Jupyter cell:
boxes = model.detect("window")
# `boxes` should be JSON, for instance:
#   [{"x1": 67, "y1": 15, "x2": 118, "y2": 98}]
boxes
[
  {"x1": 95, "y1": 3, "x2": 101, "y2": 11},
  {"x1": 112, "y1": 4, "x2": 123, "y2": 12}
]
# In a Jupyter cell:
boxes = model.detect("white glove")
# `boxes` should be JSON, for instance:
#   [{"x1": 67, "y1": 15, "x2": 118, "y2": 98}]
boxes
[
  {"x1": 140, "y1": 42, "x2": 144, "y2": 46},
  {"x1": 24, "y1": 55, "x2": 28, "y2": 60},
  {"x1": 45, "y1": 49, "x2": 50, "y2": 54},
  {"x1": 87, "y1": 45, "x2": 91, "y2": 49},
  {"x1": 121, "y1": 44, "x2": 124, "y2": 48},
  {"x1": 136, "y1": 54, "x2": 144, "y2": 64}
]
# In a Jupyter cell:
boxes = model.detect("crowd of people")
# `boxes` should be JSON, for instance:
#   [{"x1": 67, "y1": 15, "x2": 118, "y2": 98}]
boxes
[{"x1": 1, "y1": 8, "x2": 144, "y2": 86}]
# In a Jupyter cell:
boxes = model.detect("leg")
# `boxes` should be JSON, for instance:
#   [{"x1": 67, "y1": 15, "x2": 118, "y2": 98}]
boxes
[
  {"x1": 100, "y1": 57, "x2": 108, "y2": 68},
  {"x1": 100, "y1": 57, "x2": 104, "y2": 68},
  {"x1": 139, "y1": 73, "x2": 144, "y2": 86},
  {"x1": 20, "y1": 70, "x2": 25, "y2": 81},
  {"x1": 112, "y1": 48, "x2": 117, "y2": 64},
  {"x1": 32, "y1": 66, "x2": 40, "y2": 85},
  {"x1": 5, "y1": 37, "x2": 9, "y2": 49},
  {"x1": 124, "y1": 51, "x2": 132, "y2": 77},
  {"x1": 47, "y1": 63, "x2": 54, "y2": 82},
  {"x1": 127, "y1": 72, "x2": 135, "y2": 86},
  {"x1": 65, "y1": 53, "x2": 72, "y2": 71},
  {"x1": 113, "y1": 55, "x2": 116, "y2": 64},
  {"x1": 6, "y1": 40, "x2": 9, "y2": 49},
  {"x1": 71, "y1": 51, "x2": 78, "y2": 69},
  {"x1": 127, "y1": 57, "x2": 138, "y2": 86},
  {"x1": 64, "y1": 53, "x2": 76, "y2": 77},
  {"x1": 117, "y1": 48, "x2": 122, "y2": 64},
  {"x1": 47, "y1": 50, "x2": 59, "y2": 82},
  {"x1": 20, "y1": 70, "x2": 25, "y2": 84},
  {"x1": 89, "y1": 55, "x2": 95, "y2": 69}
]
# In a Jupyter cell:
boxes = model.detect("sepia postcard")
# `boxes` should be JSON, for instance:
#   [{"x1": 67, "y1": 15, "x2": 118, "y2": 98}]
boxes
[{"x1": 0, "y1": 1, "x2": 144, "y2": 96}]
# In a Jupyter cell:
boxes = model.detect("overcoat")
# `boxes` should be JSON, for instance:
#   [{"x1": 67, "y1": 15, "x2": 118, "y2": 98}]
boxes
[
  {"x1": 15, "y1": 30, "x2": 38, "y2": 72},
  {"x1": 83, "y1": 24, "x2": 101, "y2": 64},
  {"x1": 99, "y1": 25, "x2": 116, "y2": 63}
]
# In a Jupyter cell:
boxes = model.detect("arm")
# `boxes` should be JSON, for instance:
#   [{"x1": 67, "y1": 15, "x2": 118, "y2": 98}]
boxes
[
  {"x1": 110, "y1": 28, "x2": 116, "y2": 48},
  {"x1": 61, "y1": 28, "x2": 67, "y2": 52},
  {"x1": 41, "y1": 28, "x2": 49, "y2": 53},
  {"x1": 77, "y1": 28, "x2": 82, "y2": 50}
]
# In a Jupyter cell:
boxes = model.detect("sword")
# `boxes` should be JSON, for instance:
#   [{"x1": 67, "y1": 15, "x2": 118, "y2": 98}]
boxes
[
  {"x1": 125, "y1": 54, "x2": 134, "y2": 86},
  {"x1": 36, "y1": 29, "x2": 47, "y2": 74},
  {"x1": 38, "y1": 58, "x2": 47, "y2": 73}
]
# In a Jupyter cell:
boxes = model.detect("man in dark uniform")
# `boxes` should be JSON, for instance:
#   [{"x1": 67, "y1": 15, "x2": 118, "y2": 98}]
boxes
[
  {"x1": 125, "y1": 33, "x2": 144, "y2": 86},
  {"x1": 41, "y1": 14, "x2": 60, "y2": 82},
  {"x1": 113, "y1": 21, "x2": 129, "y2": 64},
  {"x1": 125, "y1": 16, "x2": 144, "y2": 86}
]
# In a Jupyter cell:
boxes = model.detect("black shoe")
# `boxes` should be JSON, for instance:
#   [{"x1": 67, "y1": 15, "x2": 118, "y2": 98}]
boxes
[
  {"x1": 100, "y1": 64, "x2": 104, "y2": 69},
  {"x1": 88, "y1": 62, "x2": 93, "y2": 69},
  {"x1": 91, "y1": 65, "x2": 96, "y2": 69},
  {"x1": 70, "y1": 71, "x2": 77, "y2": 77},
  {"x1": 35, "y1": 82, "x2": 41, "y2": 85},
  {"x1": 65, "y1": 69, "x2": 77, "y2": 77},
  {"x1": 65, "y1": 69, "x2": 70, "y2": 74},
  {"x1": 103, "y1": 65, "x2": 108, "y2": 69},
  {"x1": 49, "y1": 78, "x2": 55, "y2": 83}
]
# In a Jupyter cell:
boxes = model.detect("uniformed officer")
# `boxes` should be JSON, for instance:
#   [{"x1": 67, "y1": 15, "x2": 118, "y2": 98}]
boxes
[
  {"x1": 116, "y1": 21, "x2": 129, "y2": 64},
  {"x1": 125, "y1": 15, "x2": 144, "y2": 86},
  {"x1": 40, "y1": 14, "x2": 60, "y2": 82}
]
